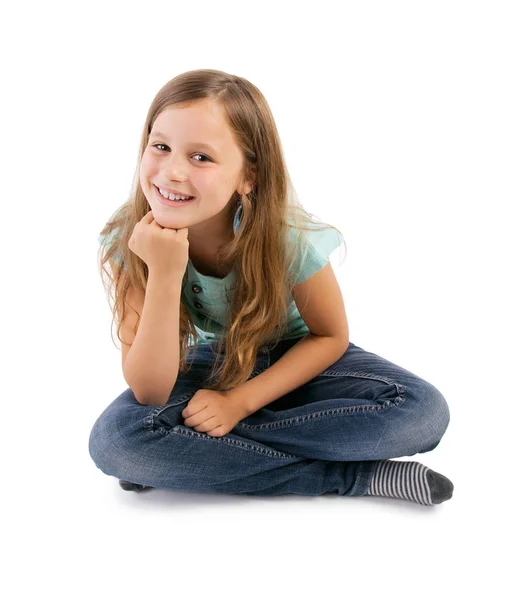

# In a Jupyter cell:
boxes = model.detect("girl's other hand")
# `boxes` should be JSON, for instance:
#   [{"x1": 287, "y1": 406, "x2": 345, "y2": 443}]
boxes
[
  {"x1": 181, "y1": 389, "x2": 250, "y2": 437},
  {"x1": 128, "y1": 210, "x2": 189, "y2": 278}
]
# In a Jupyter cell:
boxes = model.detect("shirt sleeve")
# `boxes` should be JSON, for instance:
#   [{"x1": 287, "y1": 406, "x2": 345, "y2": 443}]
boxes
[
  {"x1": 97, "y1": 209, "x2": 125, "y2": 267},
  {"x1": 288, "y1": 223, "x2": 345, "y2": 285}
]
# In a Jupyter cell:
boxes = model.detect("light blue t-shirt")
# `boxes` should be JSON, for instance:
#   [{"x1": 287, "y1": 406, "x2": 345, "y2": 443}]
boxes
[{"x1": 98, "y1": 204, "x2": 344, "y2": 346}]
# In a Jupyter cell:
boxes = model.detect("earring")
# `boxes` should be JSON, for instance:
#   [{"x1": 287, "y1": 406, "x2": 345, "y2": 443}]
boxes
[{"x1": 233, "y1": 196, "x2": 243, "y2": 235}]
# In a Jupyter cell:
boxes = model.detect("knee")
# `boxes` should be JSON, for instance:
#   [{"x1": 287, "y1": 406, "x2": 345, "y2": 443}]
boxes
[
  {"x1": 88, "y1": 406, "x2": 117, "y2": 476},
  {"x1": 396, "y1": 379, "x2": 451, "y2": 455},
  {"x1": 424, "y1": 381, "x2": 451, "y2": 440},
  {"x1": 88, "y1": 389, "x2": 142, "y2": 477}
]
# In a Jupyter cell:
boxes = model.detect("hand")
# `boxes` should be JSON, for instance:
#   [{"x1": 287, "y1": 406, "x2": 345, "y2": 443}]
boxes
[
  {"x1": 128, "y1": 210, "x2": 189, "y2": 278},
  {"x1": 181, "y1": 389, "x2": 249, "y2": 437}
]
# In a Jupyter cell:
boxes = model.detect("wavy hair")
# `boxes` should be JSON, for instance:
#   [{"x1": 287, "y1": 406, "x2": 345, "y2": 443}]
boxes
[{"x1": 98, "y1": 69, "x2": 346, "y2": 392}]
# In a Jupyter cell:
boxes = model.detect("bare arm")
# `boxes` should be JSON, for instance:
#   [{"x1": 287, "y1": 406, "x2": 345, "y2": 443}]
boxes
[
  {"x1": 123, "y1": 271, "x2": 183, "y2": 406},
  {"x1": 228, "y1": 333, "x2": 349, "y2": 414}
]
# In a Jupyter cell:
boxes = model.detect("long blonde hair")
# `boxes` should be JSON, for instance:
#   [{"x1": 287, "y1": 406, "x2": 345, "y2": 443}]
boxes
[{"x1": 98, "y1": 69, "x2": 346, "y2": 392}]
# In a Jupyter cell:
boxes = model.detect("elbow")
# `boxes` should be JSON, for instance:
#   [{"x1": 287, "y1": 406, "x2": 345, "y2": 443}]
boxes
[
  {"x1": 124, "y1": 372, "x2": 176, "y2": 406},
  {"x1": 332, "y1": 335, "x2": 350, "y2": 356},
  {"x1": 129, "y1": 380, "x2": 176, "y2": 406},
  {"x1": 133, "y1": 390, "x2": 170, "y2": 406},
  {"x1": 329, "y1": 334, "x2": 349, "y2": 352},
  {"x1": 340, "y1": 331, "x2": 350, "y2": 351}
]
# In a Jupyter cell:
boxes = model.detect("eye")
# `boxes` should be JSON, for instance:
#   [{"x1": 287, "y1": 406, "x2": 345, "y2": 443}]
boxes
[
  {"x1": 152, "y1": 144, "x2": 211, "y2": 162},
  {"x1": 192, "y1": 153, "x2": 211, "y2": 163}
]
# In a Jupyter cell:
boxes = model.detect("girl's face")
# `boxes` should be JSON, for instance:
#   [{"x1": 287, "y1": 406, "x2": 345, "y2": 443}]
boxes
[{"x1": 139, "y1": 99, "x2": 254, "y2": 245}]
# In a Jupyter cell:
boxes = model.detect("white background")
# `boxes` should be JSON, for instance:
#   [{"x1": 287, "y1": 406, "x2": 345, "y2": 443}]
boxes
[{"x1": 2, "y1": 0, "x2": 518, "y2": 598}]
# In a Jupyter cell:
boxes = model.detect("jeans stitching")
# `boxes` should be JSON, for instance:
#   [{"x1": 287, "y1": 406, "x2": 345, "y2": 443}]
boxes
[
  {"x1": 142, "y1": 389, "x2": 299, "y2": 460},
  {"x1": 145, "y1": 421, "x2": 300, "y2": 460},
  {"x1": 318, "y1": 370, "x2": 398, "y2": 384},
  {"x1": 170, "y1": 426, "x2": 300, "y2": 459},
  {"x1": 351, "y1": 464, "x2": 365, "y2": 496},
  {"x1": 142, "y1": 391, "x2": 196, "y2": 432},
  {"x1": 236, "y1": 381, "x2": 407, "y2": 431}
]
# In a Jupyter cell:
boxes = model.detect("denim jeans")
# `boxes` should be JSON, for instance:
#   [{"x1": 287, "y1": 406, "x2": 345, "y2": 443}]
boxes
[{"x1": 88, "y1": 337, "x2": 450, "y2": 497}]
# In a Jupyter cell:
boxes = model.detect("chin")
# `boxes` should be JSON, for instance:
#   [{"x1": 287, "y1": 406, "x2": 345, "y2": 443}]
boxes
[
  {"x1": 151, "y1": 207, "x2": 190, "y2": 229},
  {"x1": 152, "y1": 212, "x2": 176, "y2": 227}
]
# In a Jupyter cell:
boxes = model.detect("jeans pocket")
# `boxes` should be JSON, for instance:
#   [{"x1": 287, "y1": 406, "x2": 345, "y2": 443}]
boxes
[
  {"x1": 143, "y1": 390, "x2": 196, "y2": 434},
  {"x1": 165, "y1": 390, "x2": 196, "y2": 407}
]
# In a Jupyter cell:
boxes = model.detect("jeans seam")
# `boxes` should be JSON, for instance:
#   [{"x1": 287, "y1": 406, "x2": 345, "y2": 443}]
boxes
[
  {"x1": 159, "y1": 425, "x2": 301, "y2": 460},
  {"x1": 318, "y1": 370, "x2": 397, "y2": 384},
  {"x1": 142, "y1": 390, "x2": 300, "y2": 460},
  {"x1": 236, "y1": 381, "x2": 406, "y2": 431},
  {"x1": 142, "y1": 391, "x2": 196, "y2": 432},
  {"x1": 350, "y1": 461, "x2": 375, "y2": 496},
  {"x1": 236, "y1": 403, "x2": 393, "y2": 431},
  {"x1": 351, "y1": 464, "x2": 365, "y2": 496}
]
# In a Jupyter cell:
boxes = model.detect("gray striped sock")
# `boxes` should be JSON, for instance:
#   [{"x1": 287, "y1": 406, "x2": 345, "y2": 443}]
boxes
[{"x1": 364, "y1": 460, "x2": 453, "y2": 506}]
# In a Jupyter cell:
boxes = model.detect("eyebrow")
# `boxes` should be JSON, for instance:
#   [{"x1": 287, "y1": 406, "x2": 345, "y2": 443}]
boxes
[{"x1": 149, "y1": 131, "x2": 220, "y2": 153}]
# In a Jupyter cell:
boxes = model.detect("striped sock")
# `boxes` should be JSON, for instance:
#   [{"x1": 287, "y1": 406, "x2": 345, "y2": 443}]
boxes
[{"x1": 363, "y1": 460, "x2": 454, "y2": 506}]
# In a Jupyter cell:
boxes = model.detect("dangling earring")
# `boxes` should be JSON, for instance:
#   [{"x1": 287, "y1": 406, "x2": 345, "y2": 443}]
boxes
[{"x1": 233, "y1": 194, "x2": 244, "y2": 235}]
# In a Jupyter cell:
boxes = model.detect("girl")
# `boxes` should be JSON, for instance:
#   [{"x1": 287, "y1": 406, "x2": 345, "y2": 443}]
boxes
[{"x1": 89, "y1": 69, "x2": 454, "y2": 506}]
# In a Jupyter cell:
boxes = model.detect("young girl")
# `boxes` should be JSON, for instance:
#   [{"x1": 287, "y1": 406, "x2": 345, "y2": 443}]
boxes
[{"x1": 89, "y1": 68, "x2": 454, "y2": 506}]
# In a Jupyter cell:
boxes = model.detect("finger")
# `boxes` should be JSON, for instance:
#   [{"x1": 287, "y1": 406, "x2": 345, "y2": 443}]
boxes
[
  {"x1": 175, "y1": 227, "x2": 189, "y2": 238},
  {"x1": 183, "y1": 410, "x2": 207, "y2": 427},
  {"x1": 151, "y1": 219, "x2": 164, "y2": 230},
  {"x1": 193, "y1": 417, "x2": 220, "y2": 432},
  {"x1": 206, "y1": 426, "x2": 225, "y2": 437},
  {"x1": 182, "y1": 404, "x2": 207, "y2": 418},
  {"x1": 141, "y1": 209, "x2": 155, "y2": 223},
  {"x1": 184, "y1": 415, "x2": 215, "y2": 431}
]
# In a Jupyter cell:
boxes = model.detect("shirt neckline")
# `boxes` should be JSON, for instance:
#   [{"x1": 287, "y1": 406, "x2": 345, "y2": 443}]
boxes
[{"x1": 188, "y1": 259, "x2": 235, "y2": 282}]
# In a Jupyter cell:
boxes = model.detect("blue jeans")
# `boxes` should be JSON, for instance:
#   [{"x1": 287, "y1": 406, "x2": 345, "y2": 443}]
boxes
[{"x1": 88, "y1": 337, "x2": 450, "y2": 496}]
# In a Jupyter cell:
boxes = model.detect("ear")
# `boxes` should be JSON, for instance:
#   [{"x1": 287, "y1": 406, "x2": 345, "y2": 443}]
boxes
[
  {"x1": 246, "y1": 167, "x2": 257, "y2": 194},
  {"x1": 238, "y1": 180, "x2": 255, "y2": 196},
  {"x1": 237, "y1": 166, "x2": 257, "y2": 196}
]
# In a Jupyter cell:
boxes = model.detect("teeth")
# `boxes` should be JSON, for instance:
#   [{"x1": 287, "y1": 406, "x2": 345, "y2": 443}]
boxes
[{"x1": 158, "y1": 187, "x2": 193, "y2": 201}]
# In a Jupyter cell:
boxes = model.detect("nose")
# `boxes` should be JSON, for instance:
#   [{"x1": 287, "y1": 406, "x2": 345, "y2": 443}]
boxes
[{"x1": 165, "y1": 152, "x2": 188, "y2": 180}]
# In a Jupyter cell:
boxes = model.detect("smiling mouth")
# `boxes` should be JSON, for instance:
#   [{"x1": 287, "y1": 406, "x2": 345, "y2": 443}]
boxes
[
  {"x1": 153, "y1": 184, "x2": 195, "y2": 200},
  {"x1": 153, "y1": 184, "x2": 196, "y2": 206}
]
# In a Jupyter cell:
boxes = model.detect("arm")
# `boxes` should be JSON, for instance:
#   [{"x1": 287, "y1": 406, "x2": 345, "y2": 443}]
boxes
[
  {"x1": 227, "y1": 333, "x2": 349, "y2": 415},
  {"x1": 228, "y1": 261, "x2": 349, "y2": 414},
  {"x1": 123, "y1": 271, "x2": 182, "y2": 406}
]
